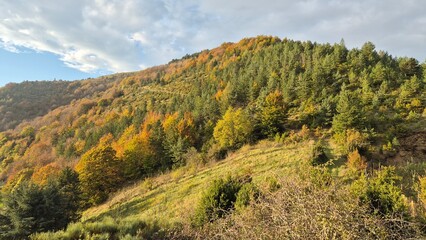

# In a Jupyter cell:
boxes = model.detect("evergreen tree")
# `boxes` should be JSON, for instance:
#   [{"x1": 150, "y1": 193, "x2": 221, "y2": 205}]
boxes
[
  {"x1": 57, "y1": 167, "x2": 82, "y2": 223},
  {"x1": 1, "y1": 181, "x2": 69, "y2": 238},
  {"x1": 332, "y1": 85, "x2": 365, "y2": 132}
]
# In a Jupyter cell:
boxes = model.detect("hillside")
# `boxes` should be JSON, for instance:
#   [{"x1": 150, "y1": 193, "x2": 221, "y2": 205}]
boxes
[
  {"x1": 0, "y1": 36, "x2": 426, "y2": 239},
  {"x1": 82, "y1": 140, "x2": 313, "y2": 223},
  {"x1": 0, "y1": 74, "x2": 131, "y2": 131}
]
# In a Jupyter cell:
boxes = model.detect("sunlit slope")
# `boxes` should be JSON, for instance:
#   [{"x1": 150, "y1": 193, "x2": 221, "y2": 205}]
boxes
[{"x1": 83, "y1": 140, "x2": 314, "y2": 224}]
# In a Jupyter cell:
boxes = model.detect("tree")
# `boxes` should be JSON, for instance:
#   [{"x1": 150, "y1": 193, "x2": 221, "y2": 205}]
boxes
[
  {"x1": 332, "y1": 86, "x2": 365, "y2": 133},
  {"x1": 75, "y1": 144, "x2": 124, "y2": 205},
  {"x1": 351, "y1": 167, "x2": 406, "y2": 216},
  {"x1": 1, "y1": 181, "x2": 67, "y2": 238},
  {"x1": 57, "y1": 167, "x2": 82, "y2": 223},
  {"x1": 148, "y1": 120, "x2": 172, "y2": 171},
  {"x1": 213, "y1": 107, "x2": 253, "y2": 149},
  {"x1": 260, "y1": 90, "x2": 286, "y2": 137}
]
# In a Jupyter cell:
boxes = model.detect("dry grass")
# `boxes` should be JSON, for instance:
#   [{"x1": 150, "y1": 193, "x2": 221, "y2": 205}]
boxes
[{"x1": 173, "y1": 177, "x2": 421, "y2": 240}]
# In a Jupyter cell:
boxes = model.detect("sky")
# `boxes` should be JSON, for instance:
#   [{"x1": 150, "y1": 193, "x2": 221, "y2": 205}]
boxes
[{"x1": 0, "y1": 0, "x2": 425, "y2": 86}]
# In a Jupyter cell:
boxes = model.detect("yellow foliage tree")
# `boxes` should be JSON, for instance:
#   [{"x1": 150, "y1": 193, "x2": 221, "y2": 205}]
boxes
[
  {"x1": 213, "y1": 107, "x2": 253, "y2": 149},
  {"x1": 75, "y1": 143, "x2": 123, "y2": 205}
]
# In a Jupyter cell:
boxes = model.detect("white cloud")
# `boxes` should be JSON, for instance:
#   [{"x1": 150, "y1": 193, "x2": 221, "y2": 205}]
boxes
[{"x1": 0, "y1": 0, "x2": 425, "y2": 74}]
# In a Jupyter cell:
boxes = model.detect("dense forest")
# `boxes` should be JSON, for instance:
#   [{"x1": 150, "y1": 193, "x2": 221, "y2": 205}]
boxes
[{"x1": 0, "y1": 36, "x2": 425, "y2": 239}]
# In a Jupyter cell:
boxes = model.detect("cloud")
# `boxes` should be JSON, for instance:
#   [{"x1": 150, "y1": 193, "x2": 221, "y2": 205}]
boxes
[
  {"x1": 0, "y1": 0, "x2": 425, "y2": 74},
  {"x1": 0, "y1": 0, "x2": 208, "y2": 73}
]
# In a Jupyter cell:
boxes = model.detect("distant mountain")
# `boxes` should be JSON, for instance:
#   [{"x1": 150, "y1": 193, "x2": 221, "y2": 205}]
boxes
[{"x1": 0, "y1": 76, "x2": 125, "y2": 131}]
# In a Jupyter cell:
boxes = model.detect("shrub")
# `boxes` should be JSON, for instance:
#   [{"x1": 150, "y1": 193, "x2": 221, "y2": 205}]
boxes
[
  {"x1": 207, "y1": 143, "x2": 228, "y2": 161},
  {"x1": 264, "y1": 176, "x2": 281, "y2": 192},
  {"x1": 333, "y1": 128, "x2": 370, "y2": 154},
  {"x1": 31, "y1": 217, "x2": 164, "y2": 240},
  {"x1": 351, "y1": 167, "x2": 407, "y2": 216},
  {"x1": 192, "y1": 175, "x2": 250, "y2": 227},
  {"x1": 181, "y1": 177, "x2": 421, "y2": 239},
  {"x1": 347, "y1": 149, "x2": 367, "y2": 173},
  {"x1": 309, "y1": 141, "x2": 329, "y2": 166},
  {"x1": 235, "y1": 183, "x2": 260, "y2": 211},
  {"x1": 418, "y1": 176, "x2": 426, "y2": 206}
]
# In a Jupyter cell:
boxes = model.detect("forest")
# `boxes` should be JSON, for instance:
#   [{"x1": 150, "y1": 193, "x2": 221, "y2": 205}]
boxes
[{"x1": 0, "y1": 36, "x2": 425, "y2": 239}]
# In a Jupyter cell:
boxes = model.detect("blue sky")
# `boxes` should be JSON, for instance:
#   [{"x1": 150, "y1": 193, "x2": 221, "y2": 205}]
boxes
[
  {"x1": 0, "y1": 0, "x2": 425, "y2": 87},
  {"x1": 0, "y1": 48, "x2": 101, "y2": 85}
]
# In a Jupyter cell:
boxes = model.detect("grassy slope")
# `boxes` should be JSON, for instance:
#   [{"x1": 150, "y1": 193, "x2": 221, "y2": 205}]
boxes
[{"x1": 82, "y1": 140, "x2": 315, "y2": 225}]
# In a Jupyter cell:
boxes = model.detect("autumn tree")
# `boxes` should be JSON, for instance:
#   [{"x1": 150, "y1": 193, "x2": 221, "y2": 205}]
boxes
[
  {"x1": 260, "y1": 90, "x2": 286, "y2": 137},
  {"x1": 213, "y1": 107, "x2": 253, "y2": 149},
  {"x1": 76, "y1": 144, "x2": 124, "y2": 205}
]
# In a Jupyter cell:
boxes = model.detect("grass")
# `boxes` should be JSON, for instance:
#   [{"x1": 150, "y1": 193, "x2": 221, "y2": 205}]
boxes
[{"x1": 82, "y1": 140, "x2": 315, "y2": 225}]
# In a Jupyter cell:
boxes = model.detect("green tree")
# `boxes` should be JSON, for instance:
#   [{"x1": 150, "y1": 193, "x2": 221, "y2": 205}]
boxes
[
  {"x1": 213, "y1": 107, "x2": 253, "y2": 149},
  {"x1": 148, "y1": 120, "x2": 172, "y2": 171},
  {"x1": 332, "y1": 86, "x2": 365, "y2": 132},
  {"x1": 1, "y1": 181, "x2": 67, "y2": 238},
  {"x1": 351, "y1": 167, "x2": 406, "y2": 216},
  {"x1": 57, "y1": 167, "x2": 82, "y2": 223}
]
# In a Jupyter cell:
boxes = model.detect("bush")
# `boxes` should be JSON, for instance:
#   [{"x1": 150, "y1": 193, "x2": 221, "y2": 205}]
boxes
[
  {"x1": 419, "y1": 176, "x2": 426, "y2": 205},
  {"x1": 351, "y1": 167, "x2": 407, "y2": 216},
  {"x1": 31, "y1": 217, "x2": 164, "y2": 240},
  {"x1": 207, "y1": 143, "x2": 228, "y2": 161},
  {"x1": 333, "y1": 129, "x2": 370, "y2": 154},
  {"x1": 347, "y1": 149, "x2": 367, "y2": 173},
  {"x1": 235, "y1": 183, "x2": 260, "y2": 211},
  {"x1": 264, "y1": 176, "x2": 281, "y2": 192},
  {"x1": 192, "y1": 175, "x2": 251, "y2": 227},
  {"x1": 309, "y1": 141, "x2": 329, "y2": 166}
]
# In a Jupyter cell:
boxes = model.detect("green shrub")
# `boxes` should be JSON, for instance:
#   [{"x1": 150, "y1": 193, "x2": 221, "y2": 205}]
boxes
[
  {"x1": 264, "y1": 176, "x2": 281, "y2": 192},
  {"x1": 333, "y1": 129, "x2": 370, "y2": 154},
  {"x1": 306, "y1": 167, "x2": 333, "y2": 188},
  {"x1": 31, "y1": 217, "x2": 165, "y2": 240},
  {"x1": 63, "y1": 222, "x2": 84, "y2": 239},
  {"x1": 192, "y1": 175, "x2": 250, "y2": 227},
  {"x1": 309, "y1": 141, "x2": 329, "y2": 166},
  {"x1": 118, "y1": 219, "x2": 147, "y2": 237},
  {"x1": 351, "y1": 167, "x2": 407, "y2": 216},
  {"x1": 84, "y1": 217, "x2": 118, "y2": 235},
  {"x1": 235, "y1": 183, "x2": 260, "y2": 211}
]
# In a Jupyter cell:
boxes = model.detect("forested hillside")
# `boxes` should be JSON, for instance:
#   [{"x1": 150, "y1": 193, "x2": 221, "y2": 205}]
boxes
[
  {"x1": 0, "y1": 36, "x2": 425, "y2": 239},
  {"x1": 0, "y1": 75, "x2": 130, "y2": 131}
]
